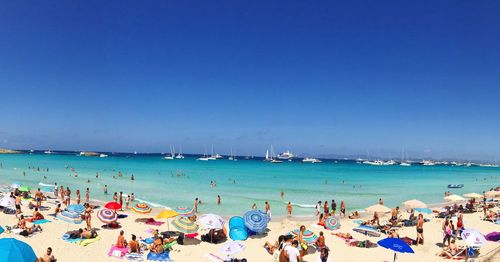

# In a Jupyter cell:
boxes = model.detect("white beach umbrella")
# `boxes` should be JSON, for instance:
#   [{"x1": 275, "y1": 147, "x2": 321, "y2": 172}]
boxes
[
  {"x1": 365, "y1": 204, "x2": 391, "y2": 213},
  {"x1": 444, "y1": 194, "x2": 465, "y2": 202},
  {"x1": 403, "y1": 199, "x2": 427, "y2": 209},
  {"x1": 484, "y1": 191, "x2": 500, "y2": 198},
  {"x1": 463, "y1": 193, "x2": 483, "y2": 199},
  {"x1": 10, "y1": 183, "x2": 20, "y2": 189},
  {"x1": 0, "y1": 196, "x2": 15, "y2": 208},
  {"x1": 199, "y1": 214, "x2": 225, "y2": 230},
  {"x1": 461, "y1": 229, "x2": 486, "y2": 247}
]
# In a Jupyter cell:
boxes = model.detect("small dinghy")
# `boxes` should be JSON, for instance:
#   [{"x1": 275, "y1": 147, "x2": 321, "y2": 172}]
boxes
[{"x1": 448, "y1": 184, "x2": 464, "y2": 189}]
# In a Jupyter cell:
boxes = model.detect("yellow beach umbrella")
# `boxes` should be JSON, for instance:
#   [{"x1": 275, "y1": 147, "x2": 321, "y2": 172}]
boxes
[
  {"x1": 403, "y1": 199, "x2": 427, "y2": 209},
  {"x1": 365, "y1": 204, "x2": 391, "y2": 213},
  {"x1": 463, "y1": 193, "x2": 483, "y2": 199},
  {"x1": 444, "y1": 194, "x2": 465, "y2": 202},
  {"x1": 155, "y1": 209, "x2": 179, "y2": 231}
]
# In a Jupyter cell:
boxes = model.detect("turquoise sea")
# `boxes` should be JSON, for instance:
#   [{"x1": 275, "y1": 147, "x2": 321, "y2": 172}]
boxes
[{"x1": 0, "y1": 153, "x2": 498, "y2": 217}]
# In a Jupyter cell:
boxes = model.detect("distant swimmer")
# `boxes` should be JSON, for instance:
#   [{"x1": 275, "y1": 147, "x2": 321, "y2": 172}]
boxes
[
  {"x1": 104, "y1": 185, "x2": 108, "y2": 194},
  {"x1": 280, "y1": 190, "x2": 284, "y2": 200},
  {"x1": 87, "y1": 179, "x2": 90, "y2": 183},
  {"x1": 252, "y1": 203, "x2": 257, "y2": 209},
  {"x1": 131, "y1": 174, "x2": 134, "y2": 181},
  {"x1": 96, "y1": 173, "x2": 99, "y2": 178}
]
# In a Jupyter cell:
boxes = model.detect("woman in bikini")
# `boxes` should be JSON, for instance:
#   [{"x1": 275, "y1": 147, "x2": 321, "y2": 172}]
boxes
[
  {"x1": 84, "y1": 203, "x2": 93, "y2": 230},
  {"x1": 416, "y1": 213, "x2": 424, "y2": 245}
]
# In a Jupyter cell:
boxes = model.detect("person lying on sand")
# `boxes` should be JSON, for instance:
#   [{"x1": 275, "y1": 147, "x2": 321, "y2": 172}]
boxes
[
  {"x1": 264, "y1": 235, "x2": 285, "y2": 254},
  {"x1": 332, "y1": 232, "x2": 352, "y2": 239},
  {"x1": 348, "y1": 211, "x2": 360, "y2": 219},
  {"x1": 438, "y1": 239, "x2": 462, "y2": 258},
  {"x1": 79, "y1": 228, "x2": 98, "y2": 239}
]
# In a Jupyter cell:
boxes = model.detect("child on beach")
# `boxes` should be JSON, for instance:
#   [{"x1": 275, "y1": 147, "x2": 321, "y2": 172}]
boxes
[
  {"x1": 126, "y1": 195, "x2": 130, "y2": 209},
  {"x1": 287, "y1": 202, "x2": 292, "y2": 216}
]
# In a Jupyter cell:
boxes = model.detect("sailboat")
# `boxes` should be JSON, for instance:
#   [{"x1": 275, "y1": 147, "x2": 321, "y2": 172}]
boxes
[
  {"x1": 175, "y1": 146, "x2": 185, "y2": 159},
  {"x1": 400, "y1": 148, "x2": 411, "y2": 166},
  {"x1": 164, "y1": 146, "x2": 175, "y2": 160},
  {"x1": 228, "y1": 148, "x2": 237, "y2": 161},
  {"x1": 197, "y1": 146, "x2": 210, "y2": 161},
  {"x1": 207, "y1": 145, "x2": 217, "y2": 160},
  {"x1": 44, "y1": 150, "x2": 53, "y2": 154},
  {"x1": 269, "y1": 145, "x2": 283, "y2": 163}
]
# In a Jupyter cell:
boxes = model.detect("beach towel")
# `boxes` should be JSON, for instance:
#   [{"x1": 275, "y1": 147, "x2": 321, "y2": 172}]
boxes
[
  {"x1": 185, "y1": 233, "x2": 198, "y2": 239},
  {"x1": 126, "y1": 253, "x2": 144, "y2": 261},
  {"x1": 118, "y1": 214, "x2": 128, "y2": 219},
  {"x1": 146, "y1": 219, "x2": 164, "y2": 226},
  {"x1": 146, "y1": 251, "x2": 171, "y2": 261},
  {"x1": 77, "y1": 236, "x2": 101, "y2": 246},
  {"x1": 141, "y1": 237, "x2": 155, "y2": 244},
  {"x1": 33, "y1": 219, "x2": 51, "y2": 225},
  {"x1": 108, "y1": 245, "x2": 129, "y2": 258},
  {"x1": 204, "y1": 253, "x2": 224, "y2": 262},
  {"x1": 162, "y1": 241, "x2": 177, "y2": 250}
]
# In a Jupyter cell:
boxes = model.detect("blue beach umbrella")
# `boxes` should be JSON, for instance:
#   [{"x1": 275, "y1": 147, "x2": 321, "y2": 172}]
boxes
[
  {"x1": 243, "y1": 210, "x2": 269, "y2": 234},
  {"x1": 414, "y1": 208, "x2": 432, "y2": 214},
  {"x1": 66, "y1": 204, "x2": 85, "y2": 214},
  {"x1": 378, "y1": 238, "x2": 414, "y2": 262},
  {"x1": 0, "y1": 238, "x2": 37, "y2": 262},
  {"x1": 56, "y1": 211, "x2": 83, "y2": 224}
]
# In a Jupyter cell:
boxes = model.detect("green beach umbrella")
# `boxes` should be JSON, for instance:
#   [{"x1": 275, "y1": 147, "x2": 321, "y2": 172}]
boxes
[{"x1": 18, "y1": 186, "x2": 31, "y2": 192}]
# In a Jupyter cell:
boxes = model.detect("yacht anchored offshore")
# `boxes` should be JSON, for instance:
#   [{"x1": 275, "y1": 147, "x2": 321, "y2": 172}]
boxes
[{"x1": 277, "y1": 150, "x2": 294, "y2": 161}]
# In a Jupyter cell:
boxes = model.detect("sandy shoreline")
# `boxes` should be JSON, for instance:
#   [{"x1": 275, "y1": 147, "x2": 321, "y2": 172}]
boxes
[{"x1": 0, "y1": 188, "x2": 498, "y2": 262}]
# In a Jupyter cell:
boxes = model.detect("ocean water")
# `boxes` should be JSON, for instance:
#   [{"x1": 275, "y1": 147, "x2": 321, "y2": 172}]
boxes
[{"x1": 0, "y1": 153, "x2": 498, "y2": 217}]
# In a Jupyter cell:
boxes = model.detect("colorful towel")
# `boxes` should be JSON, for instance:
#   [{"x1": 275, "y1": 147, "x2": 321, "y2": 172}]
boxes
[
  {"x1": 68, "y1": 236, "x2": 101, "y2": 246},
  {"x1": 61, "y1": 235, "x2": 81, "y2": 243},
  {"x1": 108, "y1": 245, "x2": 129, "y2": 258},
  {"x1": 33, "y1": 219, "x2": 51, "y2": 225},
  {"x1": 146, "y1": 251, "x2": 171, "y2": 261},
  {"x1": 146, "y1": 221, "x2": 164, "y2": 226},
  {"x1": 185, "y1": 233, "x2": 198, "y2": 239},
  {"x1": 141, "y1": 237, "x2": 155, "y2": 244}
]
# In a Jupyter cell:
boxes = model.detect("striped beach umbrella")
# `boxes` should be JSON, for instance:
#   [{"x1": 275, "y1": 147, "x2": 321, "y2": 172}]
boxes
[
  {"x1": 353, "y1": 225, "x2": 381, "y2": 237},
  {"x1": 325, "y1": 216, "x2": 340, "y2": 230},
  {"x1": 243, "y1": 210, "x2": 269, "y2": 234},
  {"x1": 56, "y1": 211, "x2": 83, "y2": 224},
  {"x1": 289, "y1": 229, "x2": 318, "y2": 244},
  {"x1": 174, "y1": 206, "x2": 194, "y2": 217},
  {"x1": 66, "y1": 204, "x2": 85, "y2": 214},
  {"x1": 171, "y1": 217, "x2": 199, "y2": 234},
  {"x1": 131, "y1": 203, "x2": 152, "y2": 214},
  {"x1": 97, "y1": 209, "x2": 118, "y2": 224}
]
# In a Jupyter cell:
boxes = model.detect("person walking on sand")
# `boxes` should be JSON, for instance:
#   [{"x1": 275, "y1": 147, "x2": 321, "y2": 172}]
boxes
[
  {"x1": 340, "y1": 201, "x2": 346, "y2": 218},
  {"x1": 416, "y1": 213, "x2": 424, "y2": 245},
  {"x1": 84, "y1": 203, "x2": 93, "y2": 230},
  {"x1": 287, "y1": 202, "x2": 292, "y2": 216},
  {"x1": 119, "y1": 192, "x2": 123, "y2": 211},
  {"x1": 315, "y1": 201, "x2": 322, "y2": 216},
  {"x1": 265, "y1": 201, "x2": 272, "y2": 220},
  {"x1": 194, "y1": 198, "x2": 199, "y2": 213}
]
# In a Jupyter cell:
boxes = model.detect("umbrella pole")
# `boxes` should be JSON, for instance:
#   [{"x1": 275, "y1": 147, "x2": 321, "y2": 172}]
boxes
[{"x1": 393, "y1": 252, "x2": 396, "y2": 262}]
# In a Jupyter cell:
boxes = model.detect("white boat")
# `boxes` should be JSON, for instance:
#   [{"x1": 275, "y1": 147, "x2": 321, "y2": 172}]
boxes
[
  {"x1": 421, "y1": 160, "x2": 436, "y2": 166},
  {"x1": 302, "y1": 157, "x2": 322, "y2": 163},
  {"x1": 268, "y1": 145, "x2": 282, "y2": 163},
  {"x1": 400, "y1": 162, "x2": 411, "y2": 166},
  {"x1": 271, "y1": 159, "x2": 283, "y2": 163},
  {"x1": 213, "y1": 153, "x2": 223, "y2": 159},
  {"x1": 264, "y1": 149, "x2": 271, "y2": 161},
  {"x1": 383, "y1": 160, "x2": 396, "y2": 166},
  {"x1": 228, "y1": 148, "x2": 237, "y2": 161},
  {"x1": 277, "y1": 150, "x2": 294, "y2": 160},
  {"x1": 363, "y1": 160, "x2": 385, "y2": 166},
  {"x1": 100, "y1": 154, "x2": 108, "y2": 158},
  {"x1": 175, "y1": 146, "x2": 185, "y2": 159},
  {"x1": 197, "y1": 146, "x2": 210, "y2": 161},
  {"x1": 164, "y1": 146, "x2": 175, "y2": 160},
  {"x1": 44, "y1": 150, "x2": 53, "y2": 154}
]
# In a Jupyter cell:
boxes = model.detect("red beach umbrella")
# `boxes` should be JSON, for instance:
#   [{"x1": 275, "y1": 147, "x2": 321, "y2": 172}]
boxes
[{"x1": 104, "y1": 201, "x2": 122, "y2": 210}]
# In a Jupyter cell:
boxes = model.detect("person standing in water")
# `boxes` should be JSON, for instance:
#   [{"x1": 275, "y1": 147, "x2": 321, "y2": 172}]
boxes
[
  {"x1": 287, "y1": 202, "x2": 292, "y2": 216},
  {"x1": 280, "y1": 190, "x2": 284, "y2": 200},
  {"x1": 265, "y1": 201, "x2": 271, "y2": 220},
  {"x1": 104, "y1": 185, "x2": 108, "y2": 194},
  {"x1": 85, "y1": 188, "x2": 90, "y2": 204},
  {"x1": 194, "y1": 198, "x2": 199, "y2": 213},
  {"x1": 119, "y1": 192, "x2": 123, "y2": 211},
  {"x1": 217, "y1": 195, "x2": 221, "y2": 205}
]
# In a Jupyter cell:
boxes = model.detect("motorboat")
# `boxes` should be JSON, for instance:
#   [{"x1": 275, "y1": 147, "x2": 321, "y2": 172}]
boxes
[
  {"x1": 99, "y1": 154, "x2": 108, "y2": 158},
  {"x1": 44, "y1": 150, "x2": 53, "y2": 154},
  {"x1": 448, "y1": 184, "x2": 464, "y2": 189},
  {"x1": 277, "y1": 150, "x2": 294, "y2": 160},
  {"x1": 302, "y1": 157, "x2": 322, "y2": 163}
]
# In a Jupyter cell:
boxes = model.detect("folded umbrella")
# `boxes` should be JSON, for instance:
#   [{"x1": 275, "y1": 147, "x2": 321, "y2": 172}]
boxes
[
  {"x1": 0, "y1": 196, "x2": 15, "y2": 208},
  {"x1": 353, "y1": 225, "x2": 381, "y2": 237}
]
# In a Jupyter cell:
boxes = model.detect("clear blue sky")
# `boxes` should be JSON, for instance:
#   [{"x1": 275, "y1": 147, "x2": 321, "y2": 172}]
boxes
[{"x1": 0, "y1": 1, "x2": 499, "y2": 160}]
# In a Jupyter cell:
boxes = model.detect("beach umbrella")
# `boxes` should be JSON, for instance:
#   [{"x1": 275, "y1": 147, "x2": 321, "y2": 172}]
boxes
[
  {"x1": 66, "y1": 204, "x2": 85, "y2": 214},
  {"x1": 444, "y1": 194, "x2": 465, "y2": 202},
  {"x1": 365, "y1": 204, "x2": 391, "y2": 213},
  {"x1": 325, "y1": 216, "x2": 340, "y2": 230},
  {"x1": 104, "y1": 201, "x2": 122, "y2": 210},
  {"x1": 463, "y1": 193, "x2": 483, "y2": 199},
  {"x1": 18, "y1": 186, "x2": 31, "y2": 192},
  {"x1": 156, "y1": 209, "x2": 179, "y2": 231},
  {"x1": 485, "y1": 232, "x2": 500, "y2": 242},
  {"x1": 97, "y1": 209, "x2": 118, "y2": 224},
  {"x1": 378, "y1": 237, "x2": 414, "y2": 262},
  {"x1": 461, "y1": 229, "x2": 487, "y2": 247},
  {"x1": 0, "y1": 238, "x2": 37, "y2": 262},
  {"x1": 0, "y1": 196, "x2": 15, "y2": 208},
  {"x1": 485, "y1": 191, "x2": 500, "y2": 198},
  {"x1": 219, "y1": 241, "x2": 245, "y2": 256},
  {"x1": 174, "y1": 206, "x2": 194, "y2": 217},
  {"x1": 414, "y1": 208, "x2": 433, "y2": 214},
  {"x1": 353, "y1": 225, "x2": 381, "y2": 237},
  {"x1": 403, "y1": 199, "x2": 427, "y2": 209},
  {"x1": 10, "y1": 183, "x2": 20, "y2": 189},
  {"x1": 199, "y1": 213, "x2": 225, "y2": 230},
  {"x1": 131, "y1": 202, "x2": 152, "y2": 214},
  {"x1": 171, "y1": 217, "x2": 199, "y2": 234},
  {"x1": 289, "y1": 229, "x2": 318, "y2": 244},
  {"x1": 243, "y1": 210, "x2": 269, "y2": 234},
  {"x1": 56, "y1": 211, "x2": 83, "y2": 224}
]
